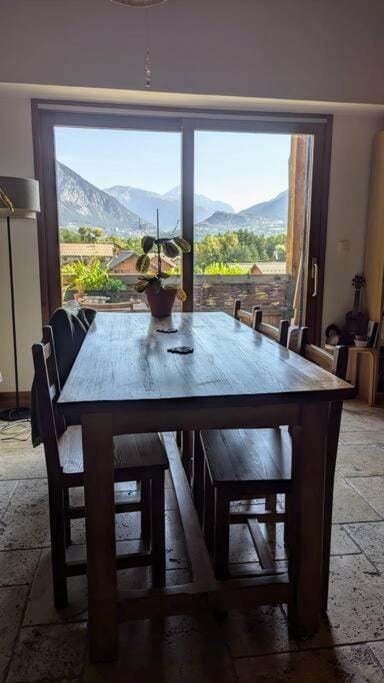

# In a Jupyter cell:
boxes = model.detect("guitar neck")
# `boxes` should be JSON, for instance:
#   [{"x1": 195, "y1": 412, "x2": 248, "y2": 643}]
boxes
[{"x1": 353, "y1": 289, "x2": 361, "y2": 313}]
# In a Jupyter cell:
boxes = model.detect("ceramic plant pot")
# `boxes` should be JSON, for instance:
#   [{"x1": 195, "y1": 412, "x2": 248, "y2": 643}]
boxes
[{"x1": 146, "y1": 286, "x2": 177, "y2": 317}]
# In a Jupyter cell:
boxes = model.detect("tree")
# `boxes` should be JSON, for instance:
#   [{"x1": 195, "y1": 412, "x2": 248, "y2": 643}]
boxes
[
  {"x1": 59, "y1": 228, "x2": 81, "y2": 243},
  {"x1": 78, "y1": 226, "x2": 106, "y2": 243}
]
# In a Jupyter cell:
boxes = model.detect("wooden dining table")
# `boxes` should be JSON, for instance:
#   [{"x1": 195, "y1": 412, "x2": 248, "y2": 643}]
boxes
[{"x1": 57, "y1": 311, "x2": 355, "y2": 662}]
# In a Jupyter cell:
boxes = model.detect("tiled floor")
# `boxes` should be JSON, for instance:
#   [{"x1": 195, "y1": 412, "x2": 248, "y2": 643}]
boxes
[{"x1": 2, "y1": 401, "x2": 384, "y2": 681}]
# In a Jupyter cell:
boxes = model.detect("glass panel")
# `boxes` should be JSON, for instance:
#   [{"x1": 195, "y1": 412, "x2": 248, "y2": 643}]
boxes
[
  {"x1": 54, "y1": 126, "x2": 182, "y2": 311},
  {"x1": 193, "y1": 131, "x2": 313, "y2": 325}
]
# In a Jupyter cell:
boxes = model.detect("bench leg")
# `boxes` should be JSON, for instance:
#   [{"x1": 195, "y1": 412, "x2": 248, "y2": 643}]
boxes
[
  {"x1": 48, "y1": 484, "x2": 68, "y2": 608},
  {"x1": 151, "y1": 471, "x2": 166, "y2": 588},
  {"x1": 141, "y1": 479, "x2": 151, "y2": 546},
  {"x1": 203, "y1": 462, "x2": 215, "y2": 556},
  {"x1": 265, "y1": 494, "x2": 277, "y2": 512},
  {"x1": 213, "y1": 491, "x2": 230, "y2": 580},
  {"x1": 63, "y1": 487, "x2": 72, "y2": 548}
]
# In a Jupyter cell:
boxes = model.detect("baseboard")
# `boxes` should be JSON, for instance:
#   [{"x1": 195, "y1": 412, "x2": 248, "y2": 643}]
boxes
[{"x1": 0, "y1": 391, "x2": 31, "y2": 410}]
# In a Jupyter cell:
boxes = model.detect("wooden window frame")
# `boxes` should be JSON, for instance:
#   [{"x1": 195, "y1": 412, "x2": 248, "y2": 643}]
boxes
[{"x1": 32, "y1": 100, "x2": 332, "y2": 342}]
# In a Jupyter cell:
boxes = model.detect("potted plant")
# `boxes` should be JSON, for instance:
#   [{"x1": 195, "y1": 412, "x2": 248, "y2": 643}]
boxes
[
  {"x1": 134, "y1": 234, "x2": 191, "y2": 317},
  {"x1": 61, "y1": 259, "x2": 126, "y2": 301}
]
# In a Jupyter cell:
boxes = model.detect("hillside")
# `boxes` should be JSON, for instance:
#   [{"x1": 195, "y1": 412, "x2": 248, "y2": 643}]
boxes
[
  {"x1": 56, "y1": 162, "x2": 153, "y2": 236},
  {"x1": 195, "y1": 190, "x2": 288, "y2": 240},
  {"x1": 104, "y1": 184, "x2": 234, "y2": 228},
  {"x1": 240, "y1": 189, "x2": 288, "y2": 221}
]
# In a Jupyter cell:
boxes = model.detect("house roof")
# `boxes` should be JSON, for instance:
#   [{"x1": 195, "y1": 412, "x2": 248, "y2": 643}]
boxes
[
  {"x1": 108, "y1": 250, "x2": 137, "y2": 270},
  {"x1": 60, "y1": 243, "x2": 115, "y2": 258},
  {"x1": 108, "y1": 250, "x2": 180, "y2": 271}
]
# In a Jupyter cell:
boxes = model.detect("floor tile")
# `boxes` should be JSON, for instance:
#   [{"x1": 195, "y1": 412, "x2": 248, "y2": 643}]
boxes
[
  {"x1": 222, "y1": 605, "x2": 296, "y2": 657},
  {"x1": 300, "y1": 554, "x2": 384, "y2": 647},
  {"x1": 7, "y1": 623, "x2": 87, "y2": 683},
  {"x1": 0, "y1": 549, "x2": 40, "y2": 587},
  {"x1": 0, "y1": 447, "x2": 46, "y2": 481},
  {"x1": 340, "y1": 430, "x2": 384, "y2": 446},
  {"x1": 0, "y1": 586, "x2": 28, "y2": 681},
  {"x1": 330, "y1": 525, "x2": 361, "y2": 555},
  {"x1": 346, "y1": 521, "x2": 384, "y2": 566},
  {"x1": 367, "y1": 640, "x2": 384, "y2": 669},
  {"x1": 347, "y1": 476, "x2": 384, "y2": 516},
  {"x1": 84, "y1": 614, "x2": 237, "y2": 683},
  {"x1": 235, "y1": 645, "x2": 384, "y2": 682},
  {"x1": 332, "y1": 474, "x2": 380, "y2": 523},
  {"x1": 0, "y1": 480, "x2": 50, "y2": 550},
  {"x1": 0, "y1": 481, "x2": 17, "y2": 519},
  {"x1": 336, "y1": 445, "x2": 384, "y2": 477}
]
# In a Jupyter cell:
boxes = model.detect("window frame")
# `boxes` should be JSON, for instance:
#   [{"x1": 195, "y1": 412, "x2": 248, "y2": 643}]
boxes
[{"x1": 32, "y1": 101, "x2": 332, "y2": 342}]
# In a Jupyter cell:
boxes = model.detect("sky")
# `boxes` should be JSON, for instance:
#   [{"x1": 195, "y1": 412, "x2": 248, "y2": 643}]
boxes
[{"x1": 54, "y1": 127, "x2": 291, "y2": 212}]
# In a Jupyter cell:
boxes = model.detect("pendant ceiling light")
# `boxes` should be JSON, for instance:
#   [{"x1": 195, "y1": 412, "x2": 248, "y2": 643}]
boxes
[{"x1": 110, "y1": 0, "x2": 168, "y2": 87}]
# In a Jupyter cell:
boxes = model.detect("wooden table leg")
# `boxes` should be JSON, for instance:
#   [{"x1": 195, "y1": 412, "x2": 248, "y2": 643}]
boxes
[
  {"x1": 288, "y1": 401, "x2": 329, "y2": 638},
  {"x1": 82, "y1": 414, "x2": 118, "y2": 662}
]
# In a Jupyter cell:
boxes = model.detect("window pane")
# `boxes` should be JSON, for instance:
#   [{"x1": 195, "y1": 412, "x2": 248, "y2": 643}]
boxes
[
  {"x1": 54, "y1": 126, "x2": 182, "y2": 312},
  {"x1": 193, "y1": 131, "x2": 313, "y2": 325}
]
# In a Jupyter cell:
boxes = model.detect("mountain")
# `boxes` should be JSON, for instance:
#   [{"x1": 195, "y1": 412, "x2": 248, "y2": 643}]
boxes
[
  {"x1": 103, "y1": 185, "x2": 181, "y2": 230},
  {"x1": 240, "y1": 190, "x2": 288, "y2": 222},
  {"x1": 56, "y1": 162, "x2": 152, "y2": 235},
  {"x1": 164, "y1": 186, "x2": 234, "y2": 222},
  {"x1": 104, "y1": 184, "x2": 235, "y2": 229},
  {"x1": 195, "y1": 190, "x2": 288, "y2": 240}
]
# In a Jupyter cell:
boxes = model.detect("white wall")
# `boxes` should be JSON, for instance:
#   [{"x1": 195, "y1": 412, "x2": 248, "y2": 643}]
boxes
[
  {"x1": 1, "y1": 0, "x2": 384, "y2": 106},
  {"x1": 0, "y1": 98, "x2": 42, "y2": 392},
  {"x1": 0, "y1": 95, "x2": 382, "y2": 391},
  {"x1": 323, "y1": 114, "x2": 383, "y2": 330}
]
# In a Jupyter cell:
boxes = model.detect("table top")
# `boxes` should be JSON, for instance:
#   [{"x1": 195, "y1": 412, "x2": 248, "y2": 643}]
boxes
[{"x1": 58, "y1": 312, "x2": 355, "y2": 413}]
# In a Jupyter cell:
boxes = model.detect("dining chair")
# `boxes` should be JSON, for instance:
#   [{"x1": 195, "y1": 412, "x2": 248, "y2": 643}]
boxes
[
  {"x1": 232, "y1": 300, "x2": 290, "y2": 513},
  {"x1": 297, "y1": 327, "x2": 349, "y2": 613},
  {"x1": 32, "y1": 325, "x2": 169, "y2": 608}
]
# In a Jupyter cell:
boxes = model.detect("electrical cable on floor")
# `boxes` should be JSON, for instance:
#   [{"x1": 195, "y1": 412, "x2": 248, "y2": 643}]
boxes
[{"x1": 0, "y1": 419, "x2": 31, "y2": 442}]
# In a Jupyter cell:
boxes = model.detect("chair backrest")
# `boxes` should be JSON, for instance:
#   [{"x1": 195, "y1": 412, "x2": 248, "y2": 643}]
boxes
[
  {"x1": 32, "y1": 326, "x2": 66, "y2": 478},
  {"x1": 252, "y1": 309, "x2": 290, "y2": 347},
  {"x1": 233, "y1": 300, "x2": 289, "y2": 347},
  {"x1": 297, "y1": 326, "x2": 348, "y2": 379},
  {"x1": 232, "y1": 299, "x2": 256, "y2": 327}
]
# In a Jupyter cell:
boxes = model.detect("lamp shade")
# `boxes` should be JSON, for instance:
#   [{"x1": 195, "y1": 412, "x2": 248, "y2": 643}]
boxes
[{"x1": 0, "y1": 177, "x2": 40, "y2": 219}]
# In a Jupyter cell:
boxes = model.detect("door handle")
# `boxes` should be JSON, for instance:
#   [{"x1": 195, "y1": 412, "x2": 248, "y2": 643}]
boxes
[{"x1": 312, "y1": 257, "x2": 319, "y2": 298}]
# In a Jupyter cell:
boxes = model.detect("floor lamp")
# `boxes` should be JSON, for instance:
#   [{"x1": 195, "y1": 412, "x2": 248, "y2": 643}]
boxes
[{"x1": 0, "y1": 177, "x2": 40, "y2": 421}]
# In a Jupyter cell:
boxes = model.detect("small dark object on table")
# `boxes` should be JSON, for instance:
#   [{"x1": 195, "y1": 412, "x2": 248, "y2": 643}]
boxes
[
  {"x1": 157, "y1": 328, "x2": 178, "y2": 334},
  {"x1": 167, "y1": 346, "x2": 194, "y2": 354}
]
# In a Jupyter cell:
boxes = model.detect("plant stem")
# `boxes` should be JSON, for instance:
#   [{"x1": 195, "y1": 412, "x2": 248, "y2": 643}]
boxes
[{"x1": 156, "y1": 208, "x2": 161, "y2": 278}]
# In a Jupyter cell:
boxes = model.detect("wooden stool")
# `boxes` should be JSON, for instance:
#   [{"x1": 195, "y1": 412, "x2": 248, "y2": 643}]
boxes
[
  {"x1": 32, "y1": 326, "x2": 168, "y2": 608},
  {"x1": 200, "y1": 428, "x2": 292, "y2": 579}
]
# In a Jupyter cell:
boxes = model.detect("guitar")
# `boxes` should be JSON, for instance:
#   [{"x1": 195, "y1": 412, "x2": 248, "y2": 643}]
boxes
[{"x1": 341, "y1": 274, "x2": 368, "y2": 343}]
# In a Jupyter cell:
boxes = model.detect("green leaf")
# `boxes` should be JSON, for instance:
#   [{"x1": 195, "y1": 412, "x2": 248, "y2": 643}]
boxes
[
  {"x1": 176, "y1": 288, "x2": 187, "y2": 302},
  {"x1": 136, "y1": 253, "x2": 150, "y2": 273},
  {"x1": 141, "y1": 236, "x2": 154, "y2": 253},
  {"x1": 134, "y1": 279, "x2": 149, "y2": 292},
  {"x1": 173, "y1": 237, "x2": 191, "y2": 253},
  {"x1": 159, "y1": 271, "x2": 170, "y2": 279},
  {"x1": 162, "y1": 241, "x2": 179, "y2": 258}
]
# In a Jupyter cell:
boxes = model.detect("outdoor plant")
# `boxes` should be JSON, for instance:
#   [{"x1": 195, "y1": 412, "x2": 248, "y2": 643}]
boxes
[
  {"x1": 134, "y1": 234, "x2": 191, "y2": 301},
  {"x1": 62, "y1": 258, "x2": 126, "y2": 295}
]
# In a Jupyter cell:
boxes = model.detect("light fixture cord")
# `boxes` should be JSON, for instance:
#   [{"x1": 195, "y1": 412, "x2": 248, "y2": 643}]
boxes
[{"x1": 144, "y1": 7, "x2": 151, "y2": 88}]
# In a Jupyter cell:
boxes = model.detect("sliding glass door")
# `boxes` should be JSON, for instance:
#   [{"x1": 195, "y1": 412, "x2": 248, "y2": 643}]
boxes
[{"x1": 33, "y1": 106, "x2": 331, "y2": 342}]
